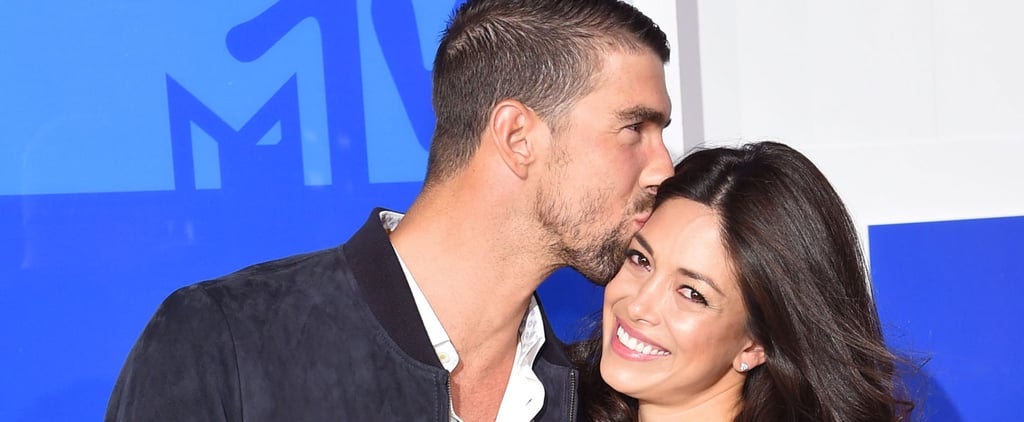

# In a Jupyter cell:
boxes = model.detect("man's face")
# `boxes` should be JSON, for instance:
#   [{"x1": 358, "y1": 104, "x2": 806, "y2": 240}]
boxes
[{"x1": 536, "y1": 49, "x2": 673, "y2": 284}]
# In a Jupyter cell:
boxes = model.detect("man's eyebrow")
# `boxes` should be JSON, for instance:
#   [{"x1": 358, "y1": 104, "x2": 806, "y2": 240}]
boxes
[{"x1": 616, "y1": 106, "x2": 671, "y2": 128}]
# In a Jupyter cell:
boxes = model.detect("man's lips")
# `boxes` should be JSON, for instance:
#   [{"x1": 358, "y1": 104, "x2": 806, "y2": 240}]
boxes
[{"x1": 634, "y1": 212, "x2": 652, "y2": 227}]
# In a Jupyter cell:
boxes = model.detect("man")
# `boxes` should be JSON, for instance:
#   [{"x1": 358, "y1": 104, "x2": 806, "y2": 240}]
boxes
[{"x1": 106, "y1": 0, "x2": 673, "y2": 420}]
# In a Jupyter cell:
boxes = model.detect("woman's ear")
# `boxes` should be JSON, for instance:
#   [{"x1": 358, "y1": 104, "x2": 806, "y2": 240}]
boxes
[
  {"x1": 734, "y1": 338, "x2": 766, "y2": 373},
  {"x1": 488, "y1": 99, "x2": 538, "y2": 179}
]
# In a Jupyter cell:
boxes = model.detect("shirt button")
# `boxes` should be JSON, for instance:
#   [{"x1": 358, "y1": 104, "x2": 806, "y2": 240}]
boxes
[{"x1": 438, "y1": 352, "x2": 450, "y2": 364}]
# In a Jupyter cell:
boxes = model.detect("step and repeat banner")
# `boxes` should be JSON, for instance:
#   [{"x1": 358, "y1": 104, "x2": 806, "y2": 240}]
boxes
[
  {"x1": 2, "y1": 0, "x2": 625, "y2": 418},
  {"x1": 0, "y1": 1, "x2": 561, "y2": 419}
]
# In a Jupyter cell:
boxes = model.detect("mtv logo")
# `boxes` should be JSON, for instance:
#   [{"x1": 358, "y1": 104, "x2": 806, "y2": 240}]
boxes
[
  {"x1": 1, "y1": 1, "x2": 456, "y2": 197},
  {"x1": 170, "y1": 0, "x2": 457, "y2": 190},
  {"x1": 166, "y1": 8, "x2": 333, "y2": 192}
]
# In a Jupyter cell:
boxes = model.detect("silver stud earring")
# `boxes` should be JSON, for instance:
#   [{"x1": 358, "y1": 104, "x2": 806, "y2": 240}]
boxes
[{"x1": 739, "y1": 362, "x2": 749, "y2": 372}]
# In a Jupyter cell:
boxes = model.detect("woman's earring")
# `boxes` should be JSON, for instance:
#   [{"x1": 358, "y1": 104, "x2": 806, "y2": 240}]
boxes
[{"x1": 739, "y1": 362, "x2": 749, "y2": 372}]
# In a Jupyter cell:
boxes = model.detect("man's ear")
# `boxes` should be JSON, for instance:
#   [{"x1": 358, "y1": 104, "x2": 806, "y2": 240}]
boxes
[
  {"x1": 734, "y1": 338, "x2": 766, "y2": 373},
  {"x1": 488, "y1": 99, "x2": 539, "y2": 179}
]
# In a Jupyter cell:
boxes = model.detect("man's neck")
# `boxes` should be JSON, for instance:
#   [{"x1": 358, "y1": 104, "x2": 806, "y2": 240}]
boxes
[
  {"x1": 388, "y1": 190, "x2": 555, "y2": 363},
  {"x1": 389, "y1": 185, "x2": 557, "y2": 422}
]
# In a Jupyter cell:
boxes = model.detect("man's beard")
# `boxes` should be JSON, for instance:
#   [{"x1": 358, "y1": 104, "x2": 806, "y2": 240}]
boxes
[{"x1": 536, "y1": 186, "x2": 654, "y2": 285}]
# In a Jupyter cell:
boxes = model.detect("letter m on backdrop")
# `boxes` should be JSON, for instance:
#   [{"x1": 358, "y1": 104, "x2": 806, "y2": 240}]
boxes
[{"x1": 167, "y1": 74, "x2": 306, "y2": 193}]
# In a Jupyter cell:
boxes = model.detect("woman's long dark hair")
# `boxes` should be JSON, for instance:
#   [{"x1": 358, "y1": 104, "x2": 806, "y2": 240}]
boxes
[{"x1": 569, "y1": 142, "x2": 914, "y2": 421}]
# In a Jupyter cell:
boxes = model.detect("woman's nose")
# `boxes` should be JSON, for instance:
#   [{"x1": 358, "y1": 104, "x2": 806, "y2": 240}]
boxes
[{"x1": 624, "y1": 280, "x2": 662, "y2": 325}]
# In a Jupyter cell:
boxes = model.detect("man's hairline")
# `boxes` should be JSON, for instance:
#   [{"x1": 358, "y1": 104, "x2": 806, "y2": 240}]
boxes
[
  {"x1": 425, "y1": 39, "x2": 666, "y2": 185},
  {"x1": 540, "y1": 42, "x2": 668, "y2": 135}
]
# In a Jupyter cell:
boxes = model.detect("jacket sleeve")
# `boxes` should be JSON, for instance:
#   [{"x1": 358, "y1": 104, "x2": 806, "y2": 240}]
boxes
[{"x1": 106, "y1": 284, "x2": 243, "y2": 422}]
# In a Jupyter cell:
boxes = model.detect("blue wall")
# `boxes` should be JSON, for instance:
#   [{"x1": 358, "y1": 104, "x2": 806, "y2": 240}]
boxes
[
  {"x1": 870, "y1": 216, "x2": 1024, "y2": 421},
  {"x1": 0, "y1": 1, "x2": 596, "y2": 419}
]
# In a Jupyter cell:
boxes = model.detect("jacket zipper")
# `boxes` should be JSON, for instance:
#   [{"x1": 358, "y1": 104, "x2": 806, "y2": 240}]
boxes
[
  {"x1": 445, "y1": 375, "x2": 453, "y2": 421},
  {"x1": 567, "y1": 369, "x2": 578, "y2": 422}
]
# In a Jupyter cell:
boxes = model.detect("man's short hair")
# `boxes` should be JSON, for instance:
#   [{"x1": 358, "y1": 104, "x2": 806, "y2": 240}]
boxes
[{"x1": 425, "y1": 0, "x2": 670, "y2": 185}]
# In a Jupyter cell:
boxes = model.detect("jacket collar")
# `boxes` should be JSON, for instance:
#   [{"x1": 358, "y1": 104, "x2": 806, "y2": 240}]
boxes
[
  {"x1": 343, "y1": 207, "x2": 573, "y2": 369},
  {"x1": 343, "y1": 208, "x2": 442, "y2": 369},
  {"x1": 534, "y1": 295, "x2": 573, "y2": 367}
]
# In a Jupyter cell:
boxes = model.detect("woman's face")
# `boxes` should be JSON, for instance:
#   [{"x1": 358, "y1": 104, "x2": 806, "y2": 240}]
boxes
[{"x1": 600, "y1": 198, "x2": 759, "y2": 408}]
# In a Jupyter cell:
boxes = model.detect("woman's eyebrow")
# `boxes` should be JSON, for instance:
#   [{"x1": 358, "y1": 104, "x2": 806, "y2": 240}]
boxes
[
  {"x1": 678, "y1": 266, "x2": 723, "y2": 296},
  {"x1": 636, "y1": 232, "x2": 722, "y2": 295}
]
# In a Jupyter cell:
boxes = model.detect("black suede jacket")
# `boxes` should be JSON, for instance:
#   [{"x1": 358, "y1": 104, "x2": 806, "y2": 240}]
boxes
[{"x1": 106, "y1": 209, "x2": 579, "y2": 421}]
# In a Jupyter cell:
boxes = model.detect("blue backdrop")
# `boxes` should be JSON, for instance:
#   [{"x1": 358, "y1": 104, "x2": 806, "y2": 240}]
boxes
[
  {"x1": 0, "y1": 1, "x2": 601, "y2": 419},
  {"x1": 0, "y1": 1, "x2": 1018, "y2": 420},
  {"x1": 870, "y1": 216, "x2": 1024, "y2": 421}
]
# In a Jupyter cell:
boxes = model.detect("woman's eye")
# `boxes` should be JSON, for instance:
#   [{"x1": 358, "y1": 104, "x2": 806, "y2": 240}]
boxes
[
  {"x1": 626, "y1": 250, "x2": 651, "y2": 271},
  {"x1": 679, "y1": 286, "x2": 708, "y2": 305}
]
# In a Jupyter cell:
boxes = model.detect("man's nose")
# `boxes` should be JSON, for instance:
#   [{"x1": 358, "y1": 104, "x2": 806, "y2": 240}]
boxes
[{"x1": 640, "y1": 138, "x2": 674, "y2": 195}]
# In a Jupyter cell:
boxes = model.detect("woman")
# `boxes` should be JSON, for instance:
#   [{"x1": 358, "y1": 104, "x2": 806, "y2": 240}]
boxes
[{"x1": 570, "y1": 142, "x2": 913, "y2": 421}]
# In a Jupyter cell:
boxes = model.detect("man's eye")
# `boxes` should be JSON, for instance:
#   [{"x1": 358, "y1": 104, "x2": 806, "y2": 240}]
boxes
[
  {"x1": 626, "y1": 122, "x2": 642, "y2": 132},
  {"x1": 679, "y1": 286, "x2": 708, "y2": 305},
  {"x1": 626, "y1": 249, "x2": 651, "y2": 271}
]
